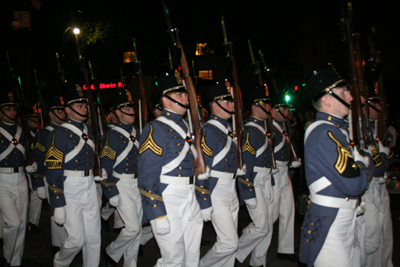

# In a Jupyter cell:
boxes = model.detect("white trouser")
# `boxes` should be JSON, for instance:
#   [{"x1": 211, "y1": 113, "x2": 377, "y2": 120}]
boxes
[
  {"x1": 150, "y1": 184, "x2": 203, "y2": 267},
  {"x1": 236, "y1": 172, "x2": 274, "y2": 267},
  {"x1": 141, "y1": 225, "x2": 153, "y2": 245},
  {"x1": 96, "y1": 181, "x2": 103, "y2": 208},
  {"x1": 363, "y1": 179, "x2": 393, "y2": 267},
  {"x1": 271, "y1": 161, "x2": 294, "y2": 254},
  {"x1": 200, "y1": 178, "x2": 239, "y2": 267},
  {"x1": 0, "y1": 172, "x2": 28, "y2": 266},
  {"x1": 44, "y1": 178, "x2": 67, "y2": 247},
  {"x1": 106, "y1": 178, "x2": 142, "y2": 267},
  {"x1": 314, "y1": 208, "x2": 362, "y2": 267},
  {"x1": 101, "y1": 202, "x2": 125, "y2": 229},
  {"x1": 53, "y1": 175, "x2": 101, "y2": 267},
  {"x1": 27, "y1": 174, "x2": 43, "y2": 225},
  {"x1": 0, "y1": 212, "x2": 3, "y2": 239}
]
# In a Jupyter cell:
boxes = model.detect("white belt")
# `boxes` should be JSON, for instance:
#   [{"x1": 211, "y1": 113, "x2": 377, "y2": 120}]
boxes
[
  {"x1": 275, "y1": 160, "x2": 288, "y2": 166},
  {"x1": 113, "y1": 171, "x2": 137, "y2": 179},
  {"x1": 0, "y1": 166, "x2": 24, "y2": 173},
  {"x1": 309, "y1": 192, "x2": 358, "y2": 209},
  {"x1": 210, "y1": 170, "x2": 235, "y2": 179},
  {"x1": 64, "y1": 169, "x2": 93, "y2": 177},
  {"x1": 253, "y1": 167, "x2": 271, "y2": 173},
  {"x1": 160, "y1": 175, "x2": 194, "y2": 185}
]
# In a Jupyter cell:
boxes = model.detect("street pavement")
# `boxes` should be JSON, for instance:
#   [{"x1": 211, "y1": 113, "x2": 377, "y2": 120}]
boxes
[{"x1": 14, "y1": 192, "x2": 400, "y2": 267}]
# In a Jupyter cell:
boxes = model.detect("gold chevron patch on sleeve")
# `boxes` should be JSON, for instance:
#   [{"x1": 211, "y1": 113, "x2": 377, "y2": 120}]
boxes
[
  {"x1": 139, "y1": 125, "x2": 163, "y2": 156},
  {"x1": 32, "y1": 133, "x2": 46, "y2": 152},
  {"x1": 140, "y1": 188, "x2": 163, "y2": 201},
  {"x1": 242, "y1": 132, "x2": 256, "y2": 155},
  {"x1": 201, "y1": 135, "x2": 213, "y2": 157},
  {"x1": 328, "y1": 131, "x2": 353, "y2": 174},
  {"x1": 100, "y1": 135, "x2": 116, "y2": 160},
  {"x1": 46, "y1": 133, "x2": 63, "y2": 169},
  {"x1": 196, "y1": 186, "x2": 211, "y2": 195}
]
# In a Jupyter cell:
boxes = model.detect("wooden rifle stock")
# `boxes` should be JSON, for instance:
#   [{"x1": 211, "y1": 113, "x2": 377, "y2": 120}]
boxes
[
  {"x1": 34, "y1": 69, "x2": 49, "y2": 127},
  {"x1": 222, "y1": 16, "x2": 243, "y2": 169},
  {"x1": 162, "y1": 0, "x2": 206, "y2": 176},
  {"x1": 283, "y1": 119, "x2": 298, "y2": 165},
  {"x1": 134, "y1": 39, "x2": 148, "y2": 132},
  {"x1": 6, "y1": 51, "x2": 33, "y2": 165}
]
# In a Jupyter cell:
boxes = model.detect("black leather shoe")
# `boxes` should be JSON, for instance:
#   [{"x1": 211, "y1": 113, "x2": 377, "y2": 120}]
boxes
[
  {"x1": 103, "y1": 249, "x2": 117, "y2": 267},
  {"x1": 200, "y1": 239, "x2": 210, "y2": 246},
  {"x1": 101, "y1": 218, "x2": 110, "y2": 232},
  {"x1": 277, "y1": 253, "x2": 299, "y2": 262},
  {"x1": 28, "y1": 222, "x2": 42, "y2": 233}
]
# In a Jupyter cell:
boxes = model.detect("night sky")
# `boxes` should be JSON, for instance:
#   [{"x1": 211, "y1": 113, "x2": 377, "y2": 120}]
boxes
[{"x1": 1, "y1": 0, "x2": 400, "y2": 118}]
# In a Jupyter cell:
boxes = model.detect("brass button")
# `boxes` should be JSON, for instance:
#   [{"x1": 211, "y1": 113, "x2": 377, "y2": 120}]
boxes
[
  {"x1": 203, "y1": 198, "x2": 207, "y2": 201},
  {"x1": 153, "y1": 204, "x2": 157, "y2": 208},
  {"x1": 179, "y1": 167, "x2": 182, "y2": 170},
  {"x1": 328, "y1": 116, "x2": 332, "y2": 121}
]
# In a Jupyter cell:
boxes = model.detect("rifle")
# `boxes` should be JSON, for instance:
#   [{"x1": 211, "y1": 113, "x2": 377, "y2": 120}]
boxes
[
  {"x1": 342, "y1": 2, "x2": 367, "y2": 150},
  {"x1": 6, "y1": 51, "x2": 33, "y2": 165},
  {"x1": 248, "y1": 40, "x2": 276, "y2": 169},
  {"x1": 283, "y1": 119, "x2": 299, "y2": 164},
  {"x1": 73, "y1": 33, "x2": 102, "y2": 177},
  {"x1": 56, "y1": 53, "x2": 66, "y2": 85},
  {"x1": 133, "y1": 38, "x2": 148, "y2": 133},
  {"x1": 34, "y1": 68, "x2": 49, "y2": 127},
  {"x1": 221, "y1": 16, "x2": 244, "y2": 168},
  {"x1": 162, "y1": 0, "x2": 207, "y2": 177},
  {"x1": 88, "y1": 61, "x2": 107, "y2": 137}
]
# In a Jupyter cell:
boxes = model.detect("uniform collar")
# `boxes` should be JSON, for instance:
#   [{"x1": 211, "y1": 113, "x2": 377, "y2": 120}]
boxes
[
  {"x1": 316, "y1": 112, "x2": 348, "y2": 130},
  {"x1": 162, "y1": 109, "x2": 183, "y2": 123},
  {"x1": 210, "y1": 114, "x2": 229, "y2": 127},
  {"x1": 65, "y1": 117, "x2": 84, "y2": 130},
  {"x1": 0, "y1": 121, "x2": 16, "y2": 131},
  {"x1": 248, "y1": 116, "x2": 265, "y2": 126},
  {"x1": 113, "y1": 121, "x2": 133, "y2": 131}
]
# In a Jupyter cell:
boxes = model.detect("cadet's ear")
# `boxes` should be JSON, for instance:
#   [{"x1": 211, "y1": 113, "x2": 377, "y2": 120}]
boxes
[{"x1": 320, "y1": 95, "x2": 331, "y2": 108}]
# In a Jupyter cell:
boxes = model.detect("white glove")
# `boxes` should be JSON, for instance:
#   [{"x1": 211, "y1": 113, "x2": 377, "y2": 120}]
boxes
[
  {"x1": 197, "y1": 166, "x2": 210, "y2": 180},
  {"x1": 353, "y1": 147, "x2": 370, "y2": 168},
  {"x1": 290, "y1": 158, "x2": 302, "y2": 168},
  {"x1": 201, "y1": 207, "x2": 213, "y2": 222},
  {"x1": 154, "y1": 216, "x2": 170, "y2": 235},
  {"x1": 25, "y1": 162, "x2": 37, "y2": 174},
  {"x1": 37, "y1": 187, "x2": 46, "y2": 199},
  {"x1": 54, "y1": 207, "x2": 66, "y2": 226},
  {"x1": 378, "y1": 141, "x2": 390, "y2": 157},
  {"x1": 271, "y1": 166, "x2": 279, "y2": 175},
  {"x1": 356, "y1": 200, "x2": 366, "y2": 216},
  {"x1": 94, "y1": 168, "x2": 108, "y2": 181},
  {"x1": 236, "y1": 164, "x2": 247, "y2": 176},
  {"x1": 109, "y1": 195, "x2": 121, "y2": 207},
  {"x1": 244, "y1": 198, "x2": 257, "y2": 209}
]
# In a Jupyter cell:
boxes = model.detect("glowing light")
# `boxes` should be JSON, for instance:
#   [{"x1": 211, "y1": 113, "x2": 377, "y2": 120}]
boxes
[{"x1": 73, "y1": 28, "x2": 80, "y2": 35}]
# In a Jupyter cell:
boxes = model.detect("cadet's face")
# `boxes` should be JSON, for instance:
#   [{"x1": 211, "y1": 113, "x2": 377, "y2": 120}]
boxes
[
  {"x1": 272, "y1": 107, "x2": 288, "y2": 121},
  {"x1": 0, "y1": 106, "x2": 17, "y2": 123},
  {"x1": 164, "y1": 92, "x2": 188, "y2": 115},
  {"x1": 369, "y1": 102, "x2": 380, "y2": 120},
  {"x1": 66, "y1": 103, "x2": 88, "y2": 121},
  {"x1": 27, "y1": 116, "x2": 39, "y2": 128},
  {"x1": 153, "y1": 108, "x2": 162, "y2": 118},
  {"x1": 331, "y1": 87, "x2": 353, "y2": 117},
  {"x1": 49, "y1": 109, "x2": 66, "y2": 125},
  {"x1": 116, "y1": 107, "x2": 135, "y2": 125},
  {"x1": 216, "y1": 100, "x2": 234, "y2": 119},
  {"x1": 253, "y1": 103, "x2": 270, "y2": 120}
]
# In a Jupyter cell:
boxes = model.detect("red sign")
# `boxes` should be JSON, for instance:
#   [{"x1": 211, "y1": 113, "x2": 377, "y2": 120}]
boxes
[{"x1": 83, "y1": 82, "x2": 125, "y2": 90}]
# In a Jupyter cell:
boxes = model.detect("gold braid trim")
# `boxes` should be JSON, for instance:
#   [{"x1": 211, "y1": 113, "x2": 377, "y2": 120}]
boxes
[
  {"x1": 139, "y1": 125, "x2": 163, "y2": 155},
  {"x1": 238, "y1": 178, "x2": 254, "y2": 187},
  {"x1": 201, "y1": 136, "x2": 213, "y2": 157},
  {"x1": 140, "y1": 189, "x2": 163, "y2": 201},
  {"x1": 195, "y1": 186, "x2": 211, "y2": 195},
  {"x1": 100, "y1": 135, "x2": 116, "y2": 160},
  {"x1": 48, "y1": 185, "x2": 63, "y2": 194},
  {"x1": 32, "y1": 133, "x2": 46, "y2": 152},
  {"x1": 46, "y1": 133, "x2": 63, "y2": 169},
  {"x1": 100, "y1": 181, "x2": 116, "y2": 187},
  {"x1": 387, "y1": 151, "x2": 394, "y2": 159},
  {"x1": 328, "y1": 131, "x2": 354, "y2": 174},
  {"x1": 372, "y1": 144, "x2": 383, "y2": 167},
  {"x1": 242, "y1": 132, "x2": 256, "y2": 155}
]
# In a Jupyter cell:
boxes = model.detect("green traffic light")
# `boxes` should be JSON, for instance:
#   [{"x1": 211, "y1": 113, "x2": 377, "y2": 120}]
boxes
[{"x1": 285, "y1": 95, "x2": 290, "y2": 102}]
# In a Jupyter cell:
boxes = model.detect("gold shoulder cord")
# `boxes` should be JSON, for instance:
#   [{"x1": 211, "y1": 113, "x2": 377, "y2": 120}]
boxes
[{"x1": 139, "y1": 125, "x2": 163, "y2": 156}]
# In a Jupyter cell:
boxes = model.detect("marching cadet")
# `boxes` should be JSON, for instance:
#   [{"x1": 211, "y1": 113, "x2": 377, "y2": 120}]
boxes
[
  {"x1": 300, "y1": 65, "x2": 374, "y2": 267},
  {"x1": 0, "y1": 90, "x2": 37, "y2": 266},
  {"x1": 101, "y1": 90, "x2": 142, "y2": 267},
  {"x1": 268, "y1": 93, "x2": 301, "y2": 262},
  {"x1": 236, "y1": 85, "x2": 275, "y2": 267},
  {"x1": 31, "y1": 93, "x2": 67, "y2": 256},
  {"x1": 138, "y1": 71, "x2": 210, "y2": 267},
  {"x1": 25, "y1": 105, "x2": 44, "y2": 234},
  {"x1": 362, "y1": 95, "x2": 394, "y2": 267},
  {"x1": 45, "y1": 86, "x2": 102, "y2": 267},
  {"x1": 198, "y1": 80, "x2": 246, "y2": 267}
]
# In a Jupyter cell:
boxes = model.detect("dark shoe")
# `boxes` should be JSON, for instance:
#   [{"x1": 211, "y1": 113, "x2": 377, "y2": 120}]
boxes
[
  {"x1": 200, "y1": 239, "x2": 210, "y2": 246},
  {"x1": 138, "y1": 245, "x2": 143, "y2": 257},
  {"x1": 113, "y1": 226, "x2": 124, "y2": 233},
  {"x1": 103, "y1": 249, "x2": 117, "y2": 267},
  {"x1": 277, "y1": 253, "x2": 299, "y2": 262},
  {"x1": 28, "y1": 222, "x2": 42, "y2": 233},
  {"x1": 50, "y1": 245, "x2": 60, "y2": 257},
  {"x1": 101, "y1": 218, "x2": 110, "y2": 232}
]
